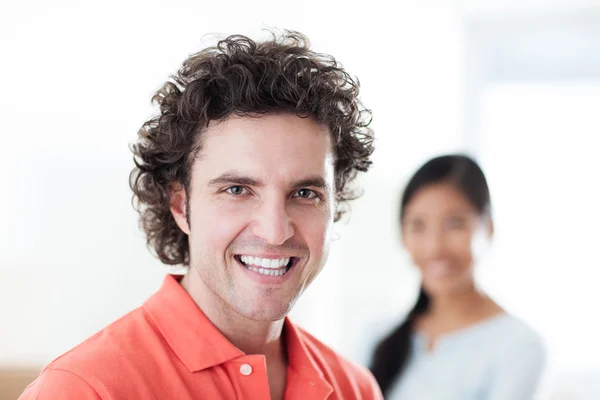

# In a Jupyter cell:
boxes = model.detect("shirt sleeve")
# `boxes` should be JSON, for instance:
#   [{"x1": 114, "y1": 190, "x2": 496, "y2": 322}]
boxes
[
  {"x1": 363, "y1": 371, "x2": 385, "y2": 400},
  {"x1": 19, "y1": 368, "x2": 101, "y2": 400},
  {"x1": 355, "y1": 364, "x2": 384, "y2": 400},
  {"x1": 485, "y1": 335, "x2": 546, "y2": 400}
]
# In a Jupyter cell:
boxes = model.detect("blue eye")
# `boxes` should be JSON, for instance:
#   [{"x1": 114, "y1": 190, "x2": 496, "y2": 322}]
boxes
[
  {"x1": 295, "y1": 189, "x2": 317, "y2": 199},
  {"x1": 226, "y1": 186, "x2": 246, "y2": 195}
]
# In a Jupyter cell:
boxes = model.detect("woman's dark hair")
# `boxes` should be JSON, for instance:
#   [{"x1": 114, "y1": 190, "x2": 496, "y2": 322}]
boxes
[
  {"x1": 369, "y1": 154, "x2": 491, "y2": 396},
  {"x1": 129, "y1": 31, "x2": 373, "y2": 266}
]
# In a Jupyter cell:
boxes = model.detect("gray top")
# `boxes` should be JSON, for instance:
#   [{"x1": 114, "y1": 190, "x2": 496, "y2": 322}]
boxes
[{"x1": 387, "y1": 313, "x2": 546, "y2": 400}]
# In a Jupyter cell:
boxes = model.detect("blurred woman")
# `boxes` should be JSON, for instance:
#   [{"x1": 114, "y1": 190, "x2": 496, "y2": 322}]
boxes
[{"x1": 369, "y1": 154, "x2": 545, "y2": 399}]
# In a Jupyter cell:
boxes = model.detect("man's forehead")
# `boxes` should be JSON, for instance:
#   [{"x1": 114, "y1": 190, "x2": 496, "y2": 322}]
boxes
[
  {"x1": 202, "y1": 114, "x2": 331, "y2": 144},
  {"x1": 195, "y1": 114, "x2": 334, "y2": 168},
  {"x1": 187, "y1": 117, "x2": 333, "y2": 195}
]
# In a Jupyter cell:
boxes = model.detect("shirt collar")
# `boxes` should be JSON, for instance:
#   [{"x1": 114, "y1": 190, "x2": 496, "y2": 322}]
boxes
[
  {"x1": 143, "y1": 274, "x2": 244, "y2": 372},
  {"x1": 143, "y1": 274, "x2": 333, "y2": 397},
  {"x1": 284, "y1": 318, "x2": 334, "y2": 399}
]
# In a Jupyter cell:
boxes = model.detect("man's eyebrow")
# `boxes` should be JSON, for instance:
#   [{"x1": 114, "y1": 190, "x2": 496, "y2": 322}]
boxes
[
  {"x1": 208, "y1": 172, "x2": 332, "y2": 193},
  {"x1": 291, "y1": 176, "x2": 331, "y2": 192},
  {"x1": 208, "y1": 172, "x2": 263, "y2": 187}
]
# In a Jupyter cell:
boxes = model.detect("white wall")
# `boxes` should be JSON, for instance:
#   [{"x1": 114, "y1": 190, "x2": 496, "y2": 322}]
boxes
[
  {"x1": 0, "y1": 0, "x2": 466, "y2": 365},
  {"x1": 2, "y1": 1, "x2": 599, "y2": 397}
]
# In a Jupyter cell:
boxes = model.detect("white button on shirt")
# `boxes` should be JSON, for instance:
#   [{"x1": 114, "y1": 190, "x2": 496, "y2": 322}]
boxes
[{"x1": 240, "y1": 364, "x2": 253, "y2": 376}]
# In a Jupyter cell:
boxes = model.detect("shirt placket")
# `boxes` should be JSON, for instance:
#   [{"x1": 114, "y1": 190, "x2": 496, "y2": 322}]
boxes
[{"x1": 226, "y1": 355, "x2": 271, "y2": 400}]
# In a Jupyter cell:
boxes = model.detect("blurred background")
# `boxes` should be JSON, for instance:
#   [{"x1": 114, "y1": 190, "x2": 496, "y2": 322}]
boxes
[{"x1": 1, "y1": 0, "x2": 599, "y2": 398}]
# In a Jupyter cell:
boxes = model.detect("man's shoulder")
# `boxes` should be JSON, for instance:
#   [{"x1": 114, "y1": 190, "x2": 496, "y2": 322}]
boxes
[
  {"x1": 49, "y1": 306, "x2": 155, "y2": 372},
  {"x1": 24, "y1": 306, "x2": 165, "y2": 398},
  {"x1": 296, "y1": 326, "x2": 383, "y2": 399}
]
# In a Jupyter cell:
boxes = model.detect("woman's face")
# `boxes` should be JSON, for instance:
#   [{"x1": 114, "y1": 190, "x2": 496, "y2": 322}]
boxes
[{"x1": 401, "y1": 182, "x2": 491, "y2": 297}]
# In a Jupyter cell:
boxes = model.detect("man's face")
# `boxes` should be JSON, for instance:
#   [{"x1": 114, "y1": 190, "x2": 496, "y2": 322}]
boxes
[{"x1": 173, "y1": 114, "x2": 335, "y2": 321}]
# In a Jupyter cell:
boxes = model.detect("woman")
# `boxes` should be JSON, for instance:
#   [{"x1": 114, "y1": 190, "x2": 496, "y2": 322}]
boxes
[{"x1": 370, "y1": 155, "x2": 545, "y2": 399}]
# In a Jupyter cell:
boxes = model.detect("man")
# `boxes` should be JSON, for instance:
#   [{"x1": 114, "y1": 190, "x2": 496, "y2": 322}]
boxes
[{"x1": 21, "y1": 31, "x2": 381, "y2": 399}]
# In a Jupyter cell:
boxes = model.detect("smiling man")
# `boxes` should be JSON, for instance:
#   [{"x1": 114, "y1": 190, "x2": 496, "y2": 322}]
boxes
[{"x1": 20, "y1": 32, "x2": 381, "y2": 399}]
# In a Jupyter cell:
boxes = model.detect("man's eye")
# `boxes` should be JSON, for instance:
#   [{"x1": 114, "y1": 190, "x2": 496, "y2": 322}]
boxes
[
  {"x1": 294, "y1": 189, "x2": 317, "y2": 199},
  {"x1": 226, "y1": 186, "x2": 246, "y2": 195}
]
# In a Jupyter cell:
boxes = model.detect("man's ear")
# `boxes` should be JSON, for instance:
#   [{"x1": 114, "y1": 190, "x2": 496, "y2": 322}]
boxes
[{"x1": 170, "y1": 182, "x2": 190, "y2": 235}]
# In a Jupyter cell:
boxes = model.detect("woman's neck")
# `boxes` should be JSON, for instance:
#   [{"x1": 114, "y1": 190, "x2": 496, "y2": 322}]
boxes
[{"x1": 426, "y1": 285, "x2": 502, "y2": 324}]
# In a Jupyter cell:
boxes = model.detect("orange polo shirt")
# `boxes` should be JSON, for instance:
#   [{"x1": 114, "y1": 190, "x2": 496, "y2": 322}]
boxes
[{"x1": 20, "y1": 275, "x2": 382, "y2": 399}]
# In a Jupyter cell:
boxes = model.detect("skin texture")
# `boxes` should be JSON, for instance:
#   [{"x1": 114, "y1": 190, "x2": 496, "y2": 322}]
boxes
[
  {"x1": 170, "y1": 113, "x2": 336, "y2": 400},
  {"x1": 402, "y1": 182, "x2": 501, "y2": 350}
]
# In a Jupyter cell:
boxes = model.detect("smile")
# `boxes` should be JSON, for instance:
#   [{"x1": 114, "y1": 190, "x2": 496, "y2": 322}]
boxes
[{"x1": 235, "y1": 255, "x2": 295, "y2": 277}]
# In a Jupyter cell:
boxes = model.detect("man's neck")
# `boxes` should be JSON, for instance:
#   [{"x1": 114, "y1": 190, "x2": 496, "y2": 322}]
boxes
[
  {"x1": 180, "y1": 269, "x2": 289, "y2": 400},
  {"x1": 179, "y1": 269, "x2": 286, "y2": 359}
]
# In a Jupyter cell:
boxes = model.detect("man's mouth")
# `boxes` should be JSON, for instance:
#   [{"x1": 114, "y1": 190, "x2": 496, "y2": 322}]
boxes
[{"x1": 235, "y1": 255, "x2": 296, "y2": 277}]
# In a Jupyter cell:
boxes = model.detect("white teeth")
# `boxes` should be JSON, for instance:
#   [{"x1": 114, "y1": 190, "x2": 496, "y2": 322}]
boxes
[
  {"x1": 239, "y1": 256, "x2": 291, "y2": 269},
  {"x1": 244, "y1": 265, "x2": 287, "y2": 277}
]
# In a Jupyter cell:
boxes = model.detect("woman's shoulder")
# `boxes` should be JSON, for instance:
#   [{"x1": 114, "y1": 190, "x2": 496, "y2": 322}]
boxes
[
  {"x1": 491, "y1": 313, "x2": 542, "y2": 341},
  {"x1": 481, "y1": 313, "x2": 546, "y2": 361},
  {"x1": 471, "y1": 299, "x2": 543, "y2": 346}
]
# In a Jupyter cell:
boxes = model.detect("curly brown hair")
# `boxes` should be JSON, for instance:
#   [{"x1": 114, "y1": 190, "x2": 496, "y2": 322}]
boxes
[{"x1": 130, "y1": 31, "x2": 374, "y2": 266}]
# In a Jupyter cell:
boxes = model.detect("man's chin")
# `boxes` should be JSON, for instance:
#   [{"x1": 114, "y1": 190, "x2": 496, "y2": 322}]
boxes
[{"x1": 234, "y1": 299, "x2": 296, "y2": 322}]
